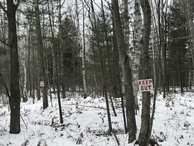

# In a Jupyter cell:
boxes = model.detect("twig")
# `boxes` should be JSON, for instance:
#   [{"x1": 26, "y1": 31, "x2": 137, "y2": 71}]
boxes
[
  {"x1": 15, "y1": 0, "x2": 20, "y2": 9},
  {"x1": 0, "y1": 39, "x2": 9, "y2": 46},
  {"x1": 112, "y1": 132, "x2": 120, "y2": 145},
  {"x1": 20, "y1": 114, "x2": 28, "y2": 129},
  {"x1": 0, "y1": 72, "x2": 10, "y2": 99},
  {"x1": 0, "y1": 2, "x2": 7, "y2": 14},
  {"x1": 0, "y1": 137, "x2": 8, "y2": 145},
  {"x1": 21, "y1": 139, "x2": 28, "y2": 146}
]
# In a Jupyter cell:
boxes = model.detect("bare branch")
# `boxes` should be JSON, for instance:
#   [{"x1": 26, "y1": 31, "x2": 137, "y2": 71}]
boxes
[
  {"x1": 16, "y1": 0, "x2": 21, "y2": 9},
  {"x1": 105, "y1": 0, "x2": 112, "y2": 15},
  {"x1": 0, "y1": 72, "x2": 11, "y2": 99},
  {"x1": 0, "y1": 39, "x2": 9, "y2": 47},
  {"x1": 61, "y1": 0, "x2": 66, "y2": 7},
  {"x1": 0, "y1": 2, "x2": 7, "y2": 14}
]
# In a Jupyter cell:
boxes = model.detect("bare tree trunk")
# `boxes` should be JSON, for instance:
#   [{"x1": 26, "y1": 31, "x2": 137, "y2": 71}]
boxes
[
  {"x1": 0, "y1": 0, "x2": 21, "y2": 133},
  {"x1": 35, "y1": 0, "x2": 48, "y2": 109},
  {"x1": 132, "y1": 0, "x2": 142, "y2": 112},
  {"x1": 185, "y1": 0, "x2": 194, "y2": 89},
  {"x1": 138, "y1": 0, "x2": 152, "y2": 145},
  {"x1": 22, "y1": 58, "x2": 28, "y2": 102},
  {"x1": 111, "y1": 9, "x2": 127, "y2": 131},
  {"x1": 157, "y1": 0, "x2": 167, "y2": 98},
  {"x1": 27, "y1": 29, "x2": 32, "y2": 98},
  {"x1": 186, "y1": 0, "x2": 194, "y2": 67},
  {"x1": 89, "y1": 0, "x2": 113, "y2": 133},
  {"x1": 101, "y1": 0, "x2": 117, "y2": 117},
  {"x1": 46, "y1": 0, "x2": 63, "y2": 123},
  {"x1": 80, "y1": 0, "x2": 87, "y2": 97},
  {"x1": 112, "y1": 0, "x2": 137, "y2": 143},
  {"x1": 122, "y1": 0, "x2": 130, "y2": 47}
]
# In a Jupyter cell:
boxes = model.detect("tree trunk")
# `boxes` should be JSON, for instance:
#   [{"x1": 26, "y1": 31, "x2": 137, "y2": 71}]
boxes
[
  {"x1": 112, "y1": 0, "x2": 137, "y2": 143},
  {"x1": 133, "y1": 0, "x2": 142, "y2": 111},
  {"x1": 47, "y1": 0, "x2": 63, "y2": 122},
  {"x1": 111, "y1": 10, "x2": 127, "y2": 131},
  {"x1": 35, "y1": 0, "x2": 48, "y2": 109},
  {"x1": 158, "y1": 0, "x2": 167, "y2": 98},
  {"x1": 81, "y1": 0, "x2": 87, "y2": 97},
  {"x1": 138, "y1": 0, "x2": 152, "y2": 145},
  {"x1": 186, "y1": 0, "x2": 194, "y2": 68},
  {"x1": 122, "y1": 0, "x2": 130, "y2": 47},
  {"x1": 2, "y1": 0, "x2": 21, "y2": 133}
]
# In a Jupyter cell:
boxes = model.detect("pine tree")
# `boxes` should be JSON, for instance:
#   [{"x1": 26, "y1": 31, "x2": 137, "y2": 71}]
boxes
[{"x1": 168, "y1": 0, "x2": 190, "y2": 93}]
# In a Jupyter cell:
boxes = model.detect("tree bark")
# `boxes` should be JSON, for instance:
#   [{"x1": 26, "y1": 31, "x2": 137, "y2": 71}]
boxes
[
  {"x1": 112, "y1": 0, "x2": 137, "y2": 143},
  {"x1": 47, "y1": 0, "x2": 63, "y2": 123},
  {"x1": 186, "y1": 0, "x2": 194, "y2": 68},
  {"x1": 157, "y1": 0, "x2": 167, "y2": 98},
  {"x1": 34, "y1": 0, "x2": 48, "y2": 109},
  {"x1": 138, "y1": 0, "x2": 152, "y2": 145},
  {"x1": 133, "y1": 0, "x2": 143, "y2": 111},
  {"x1": 81, "y1": 0, "x2": 87, "y2": 97},
  {"x1": 1, "y1": 0, "x2": 21, "y2": 133}
]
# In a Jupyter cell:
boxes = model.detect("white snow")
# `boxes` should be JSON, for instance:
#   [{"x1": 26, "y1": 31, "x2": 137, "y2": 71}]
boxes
[{"x1": 0, "y1": 91, "x2": 194, "y2": 146}]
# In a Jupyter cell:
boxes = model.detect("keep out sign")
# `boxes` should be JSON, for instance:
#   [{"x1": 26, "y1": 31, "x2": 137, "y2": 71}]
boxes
[{"x1": 138, "y1": 79, "x2": 153, "y2": 92}]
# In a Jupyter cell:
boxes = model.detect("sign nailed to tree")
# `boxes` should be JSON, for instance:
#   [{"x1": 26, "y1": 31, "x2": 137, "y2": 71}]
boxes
[
  {"x1": 40, "y1": 81, "x2": 45, "y2": 87},
  {"x1": 138, "y1": 79, "x2": 153, "y2": 92}
]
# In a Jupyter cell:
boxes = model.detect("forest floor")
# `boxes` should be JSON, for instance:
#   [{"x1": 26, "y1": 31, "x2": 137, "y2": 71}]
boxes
[{"x1": 0, "y1": 90, "x2": 194, "y2": 146}]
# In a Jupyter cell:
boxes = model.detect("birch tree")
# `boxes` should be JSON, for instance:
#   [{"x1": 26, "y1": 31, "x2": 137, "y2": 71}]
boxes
[
  {"x1": 132, "y1": 0, "x2": 142, "y2": 111},
  {"x1": 112, "y1": 0, "x2": 137, "y2": 143}
]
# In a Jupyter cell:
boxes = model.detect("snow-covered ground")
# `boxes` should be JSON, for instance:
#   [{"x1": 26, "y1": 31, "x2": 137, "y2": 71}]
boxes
[{"x1": 0, "y1": 91, "x2": 194, "y2": 146}]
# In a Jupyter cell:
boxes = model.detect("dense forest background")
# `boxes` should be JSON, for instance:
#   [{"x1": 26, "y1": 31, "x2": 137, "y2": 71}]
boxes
[
  {"x1": 0, "y1": 0, "x2": 193, "y2": 100},
  {"x1": 0, "y1": 0, "x2": 194, "y2": 145}
]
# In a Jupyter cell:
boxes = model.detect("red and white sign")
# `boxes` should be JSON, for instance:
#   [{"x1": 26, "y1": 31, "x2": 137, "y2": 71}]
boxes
[{"x1": 138, "y1": 79, "x2": 153, "y2": 92}]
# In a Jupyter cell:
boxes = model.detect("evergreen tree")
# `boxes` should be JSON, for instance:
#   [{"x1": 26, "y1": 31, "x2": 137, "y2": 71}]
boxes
[
  {"x1": 168, "y1": 0, "x2": 190, "y2": 93},
  {"x1": 60, "y1": 16, "x2": 82, "y2": 91}
]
